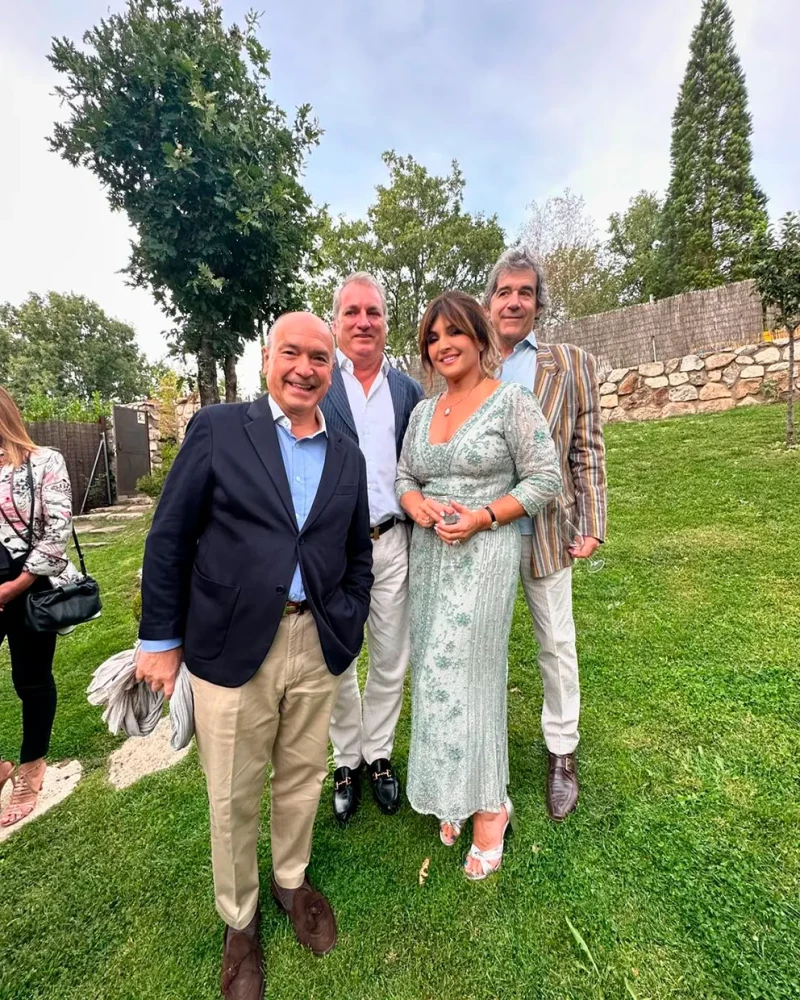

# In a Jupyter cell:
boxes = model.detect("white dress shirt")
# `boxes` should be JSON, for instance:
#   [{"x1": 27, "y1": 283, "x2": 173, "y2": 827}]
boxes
[{"x1": 337, "y1": 349, "x2": 402, "y2": 527}]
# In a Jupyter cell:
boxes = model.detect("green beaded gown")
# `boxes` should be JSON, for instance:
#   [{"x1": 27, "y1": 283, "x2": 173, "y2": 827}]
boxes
[{"x1": 395, "y1": 381, "x2": 562, "y2": 820}]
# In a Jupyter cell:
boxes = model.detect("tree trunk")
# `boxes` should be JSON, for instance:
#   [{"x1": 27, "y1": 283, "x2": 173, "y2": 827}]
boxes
[
  {"x1": 196, "y1": 339, "x2": 220, "y2": 407},
  {"x1": 258, "y1": 321, "x2": 266, "y2": 394},
  {"x1": 787, "y1": 324, "x2": 797, "y2": 449},
  {"x1": 223, "y1": 353, "x2": 238, "y2": 403}
]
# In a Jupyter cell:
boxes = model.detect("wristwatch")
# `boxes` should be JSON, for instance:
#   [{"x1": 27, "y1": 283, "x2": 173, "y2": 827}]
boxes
[{"x1": 484, "y1": 506, "x2": 499, "y2": 531}]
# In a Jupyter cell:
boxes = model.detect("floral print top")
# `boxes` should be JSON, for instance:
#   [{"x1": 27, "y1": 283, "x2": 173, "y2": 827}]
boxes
[{"x1": 0, "y1": 447, "x2": 79, "y2": 584}]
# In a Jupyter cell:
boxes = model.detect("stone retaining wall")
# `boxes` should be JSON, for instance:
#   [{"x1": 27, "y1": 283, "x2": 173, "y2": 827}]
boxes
[{"x1": 597, "y1": 333, "x2": 799, "y2": 424}]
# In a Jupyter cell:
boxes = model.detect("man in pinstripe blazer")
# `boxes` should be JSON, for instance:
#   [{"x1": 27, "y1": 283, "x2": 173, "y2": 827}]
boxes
[
  {"x1": 320, "y1": 273, "x2": 424, "y2": 824},
  {"x1": 487, "y1": 247, "x2": 607, "y2": 821}
]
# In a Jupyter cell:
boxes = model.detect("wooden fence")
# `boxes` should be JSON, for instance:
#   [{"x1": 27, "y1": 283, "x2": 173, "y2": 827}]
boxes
[
  {"x1": 25, "y1": 419, "x2": 113, "y2": 513},
  {"x1": 547, "y1": 279, "x2": 768, "y2": 369}
]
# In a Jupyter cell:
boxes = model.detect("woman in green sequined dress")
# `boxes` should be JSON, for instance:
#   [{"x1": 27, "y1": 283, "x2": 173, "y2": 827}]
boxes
[{"x1": 396, "y1": 292, "x2": 561, "y2": 879}]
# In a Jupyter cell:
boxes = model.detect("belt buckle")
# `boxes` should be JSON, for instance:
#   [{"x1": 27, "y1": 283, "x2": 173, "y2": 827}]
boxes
[
  {"x1": 370, "y1": 525, "x2": 381, "y2": 541},
  {"x1": 283, "y1": 601, "x2": 302, "y2": 617}
]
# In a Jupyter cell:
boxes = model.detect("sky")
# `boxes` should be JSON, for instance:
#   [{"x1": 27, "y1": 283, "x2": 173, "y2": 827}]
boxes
[{"x1": 1, "y1": 0, "x2": 798, "y2": 397}]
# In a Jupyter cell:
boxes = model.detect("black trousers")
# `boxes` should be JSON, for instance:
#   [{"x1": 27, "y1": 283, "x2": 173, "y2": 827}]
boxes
[{"x1": 0, "y1": 582, "x2": 57, "y2": 764}]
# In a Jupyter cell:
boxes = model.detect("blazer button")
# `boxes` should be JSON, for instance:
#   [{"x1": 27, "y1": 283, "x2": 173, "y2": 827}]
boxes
[
  {"x1": 298, "y1": 537, "x2": 305, "y2": 545},
  {"x1": 276, "y1": 585, "x2": 286, "y2": 595}
]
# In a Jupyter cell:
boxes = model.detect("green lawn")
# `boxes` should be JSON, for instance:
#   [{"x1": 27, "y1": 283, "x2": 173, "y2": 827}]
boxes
[{"x1": 1, "y1": 405, "x2": 798, "y2": 1000}]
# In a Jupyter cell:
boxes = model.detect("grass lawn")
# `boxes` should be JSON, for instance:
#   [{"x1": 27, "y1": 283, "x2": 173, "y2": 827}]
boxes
[{"x1": 1, "y1": 404, "x2": 798, "y2": 1000}]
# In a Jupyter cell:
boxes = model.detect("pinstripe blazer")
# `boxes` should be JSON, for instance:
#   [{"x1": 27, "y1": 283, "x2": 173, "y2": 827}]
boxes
[
  {"x1": 526, "y1": 342, "x2": 607, "y2": 579},
  {"x1": 320, "y1": 361, "x2": 425, "y2": 459}
]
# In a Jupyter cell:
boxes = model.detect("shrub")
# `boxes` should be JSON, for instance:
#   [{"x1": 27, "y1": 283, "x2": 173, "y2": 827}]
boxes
[{"x1": 136, "y1": 439, "x2": 178, "y2": 499}]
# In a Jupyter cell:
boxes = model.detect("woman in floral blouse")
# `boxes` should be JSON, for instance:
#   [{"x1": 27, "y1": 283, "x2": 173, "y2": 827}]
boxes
[{"x1": 0, "y1": 387, "x2": 78, "y2": 827}]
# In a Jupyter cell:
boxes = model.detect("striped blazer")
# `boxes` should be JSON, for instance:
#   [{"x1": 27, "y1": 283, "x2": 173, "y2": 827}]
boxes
[
  {"x1": 527, "y1": 342, "x2": 607, "y2": 579},
  {"x1": 320, "y1": 362, "x2": 425, "y2": 459}
]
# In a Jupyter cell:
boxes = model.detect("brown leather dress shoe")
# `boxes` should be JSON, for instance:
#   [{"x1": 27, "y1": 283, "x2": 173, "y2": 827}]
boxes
[
  {"x1": 546, "y1": 752, "x2": 579, "y2": 821},
  {"x1": 271, "y1": 875, "x2": 337, "y2": 956},
  {"x1": 221, "y1": 908, "x2": 264, "y2": 1000}
]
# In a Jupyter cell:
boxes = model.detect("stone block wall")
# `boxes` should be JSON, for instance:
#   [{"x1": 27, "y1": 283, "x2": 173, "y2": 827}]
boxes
[{"x1": 597, "y1": 334, "x2": 799, "y2": 424}]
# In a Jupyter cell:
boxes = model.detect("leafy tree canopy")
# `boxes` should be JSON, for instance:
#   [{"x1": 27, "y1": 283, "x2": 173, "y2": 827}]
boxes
[
  {"x1": 655, "y1": 0, "x2": 768, "y2": 295},
  {"x1": 607, "y1": 191, "x2": 663, "y2": 305},
  {"x1": 49, "y1": 0, "x2": 321, "y2": 404},
  {"x1": 309, "y1": 151, "x2": 505, "y2": 362},
  {"x1": 0, "y1": 291, "x2": 153, "y2": 408}
]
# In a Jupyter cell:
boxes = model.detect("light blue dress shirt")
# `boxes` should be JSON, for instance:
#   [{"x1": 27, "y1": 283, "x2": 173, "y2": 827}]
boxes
[
  {"x1": 140, "y1": 398, "x2": 328, "y2": 653},
  {"x1": 499, "y1": 331, "x2": 539, "y2": 536}
]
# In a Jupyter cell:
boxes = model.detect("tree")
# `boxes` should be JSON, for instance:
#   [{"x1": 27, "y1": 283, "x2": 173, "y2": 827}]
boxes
[
  {"x1": 0, "y1": 292, "x2": 152, "y2": 407},
  {"x1": 607, "y1": 191, "x2": 663, "y2": 305},
  {"x1": 752, "y1": 213, "x2": 800, "y2": 448},
  {"x1": 655, "y1": 0, "x2": 768, "y2": 296},
  {"x1": 519, "y1": 188, "x2": 619, "y2": 324},
  {"x1": 309, "y1": 152, "x2": 505, "y2": 362},
  {"x1": 50, "y1": 0, "x2": 320, "y2": 405}
]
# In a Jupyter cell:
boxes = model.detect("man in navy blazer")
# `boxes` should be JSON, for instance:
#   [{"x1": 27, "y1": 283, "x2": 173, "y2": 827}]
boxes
[
  {"x1": 136, "y1": 313, "x2": 372, "y2": 997},
  {"x1": 320, "y1": 272, "x2": 424, "y2": 825}
]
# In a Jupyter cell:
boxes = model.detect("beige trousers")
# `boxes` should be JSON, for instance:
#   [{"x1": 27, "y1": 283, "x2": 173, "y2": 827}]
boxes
[
  {"x1": 519, "y1": 537, "x2": 580, "y2": 756},
  {"x1": 329, "y1": 523, "x2": 411, "y2": 769},
  {"x1": 191, "y1": 612, "x2": 342, "y2": 930}
]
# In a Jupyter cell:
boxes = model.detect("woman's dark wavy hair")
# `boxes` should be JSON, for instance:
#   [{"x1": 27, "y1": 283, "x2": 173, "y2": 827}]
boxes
[{"x1": 417, "y1": 291, "x2": 501, "y2": 386}]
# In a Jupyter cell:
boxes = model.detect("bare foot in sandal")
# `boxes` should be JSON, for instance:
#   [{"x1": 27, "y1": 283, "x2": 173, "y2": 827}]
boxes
[{"x1": 0, "y1": 758, "x2": 46, "y2": 827}]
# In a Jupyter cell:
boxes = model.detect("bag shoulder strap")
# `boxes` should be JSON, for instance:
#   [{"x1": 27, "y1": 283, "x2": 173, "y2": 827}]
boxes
[
  {"x1": 71, "y1": 524, "x2": 88, "y2": 578},
  {"x1": 0, "y1": 459, "x2": 35, "y2": 562}
]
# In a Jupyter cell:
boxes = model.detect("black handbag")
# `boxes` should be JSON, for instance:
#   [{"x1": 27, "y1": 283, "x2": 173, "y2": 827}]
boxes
[
  {"x1": 0, "y1": 454, "x2": 102, "y2": 631},
  {"x1": 25, "y1": 527, "x2": 102, "y2": 632}
]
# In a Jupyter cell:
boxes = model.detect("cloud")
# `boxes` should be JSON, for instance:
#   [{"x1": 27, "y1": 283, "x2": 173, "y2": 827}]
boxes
[{"x1": 2, "y1": 0, "x2": 797, "y2": 401}]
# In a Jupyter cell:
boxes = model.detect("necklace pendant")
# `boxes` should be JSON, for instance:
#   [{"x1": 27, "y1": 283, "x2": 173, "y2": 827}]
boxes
[{"x1": 444, "y1": 406, "x2": 451, "y2": 416}]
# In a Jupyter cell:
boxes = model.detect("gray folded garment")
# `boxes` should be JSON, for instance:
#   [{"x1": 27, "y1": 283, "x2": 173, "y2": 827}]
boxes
[{"x1": 87, "y1": 643, "x2": 194, "y2": 751}]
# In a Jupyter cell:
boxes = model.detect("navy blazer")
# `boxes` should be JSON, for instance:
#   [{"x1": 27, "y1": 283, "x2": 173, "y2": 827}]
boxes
[
  {"x1": 320, "y1": 362, "x2": 425, "y2": 459},
  {"x1": 139, "y1": 396, "x2": 373, "y2": 687}
]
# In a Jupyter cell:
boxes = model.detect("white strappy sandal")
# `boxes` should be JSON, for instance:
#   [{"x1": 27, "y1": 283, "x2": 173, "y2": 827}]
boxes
[
  {"x1": 439, "y1": 819, "x2": 464, "y2": 847},
  {"x1": 463, "y1": 798, "x2": 516, "y2": 881}
]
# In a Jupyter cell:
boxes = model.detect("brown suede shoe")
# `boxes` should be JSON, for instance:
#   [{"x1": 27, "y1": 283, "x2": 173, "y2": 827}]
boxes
[
  {"x1": 271, "y1": 875, "x2": 337, "y2": 956},
  {"x1": 221, "y1": 907, "x2": 264, "y2": 1000},
  {"x1": 546, "y1": 752, "x2": 579, "y2": 821}
]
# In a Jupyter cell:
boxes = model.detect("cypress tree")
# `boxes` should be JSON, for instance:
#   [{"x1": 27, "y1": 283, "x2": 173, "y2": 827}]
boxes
[{"x1": 656, "y1": 0, "x2": 768, "y2": 296}]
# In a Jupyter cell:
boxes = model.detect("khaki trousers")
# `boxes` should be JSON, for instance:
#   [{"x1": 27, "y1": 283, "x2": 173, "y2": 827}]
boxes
[
  {"x1": 519, "y1": 537, "x2": 580, "y2": 756},
  {"x1": 191, "y1": 613, "x2": 342, "y2": 930}
]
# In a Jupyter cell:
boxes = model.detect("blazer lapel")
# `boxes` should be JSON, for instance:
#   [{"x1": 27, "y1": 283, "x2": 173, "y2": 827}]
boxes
[
  {"x1": 244, "y1": 396, "x2": 295, "y2": 525},
  {"x1": 328, "y1": 366, "x2": 358, "y2": 439},
  {"x1": 534, "y1": 344, "x2": 567, "y2": 434},
  {"x1": 302, "y1": 434, "x2": 345, "y2": 533},
  {"x1": 387, "y1": 367, "x2": 406, "y2": 457}
]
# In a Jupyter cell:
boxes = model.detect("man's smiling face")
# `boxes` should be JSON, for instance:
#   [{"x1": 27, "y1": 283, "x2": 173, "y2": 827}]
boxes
[
  {"x1": 263, "y1": 313, "x2": 334, "y2": 420},
  {"x1": 333, "y1": 280, "x2": 387, "y2": 367}
]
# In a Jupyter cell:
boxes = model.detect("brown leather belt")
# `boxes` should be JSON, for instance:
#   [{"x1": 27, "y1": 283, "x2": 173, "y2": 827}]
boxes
[
  {"x1": 282, "y1": 599, "x2": 309, "y2": 616},
  {"x1": 369, "y1": 516, "x2": 405, "y2": 542}
]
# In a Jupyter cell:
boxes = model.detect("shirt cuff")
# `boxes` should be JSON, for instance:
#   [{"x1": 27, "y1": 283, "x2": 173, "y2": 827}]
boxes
[{"x1": 139, "y1": 638, "x2": 182, "y2": 652}]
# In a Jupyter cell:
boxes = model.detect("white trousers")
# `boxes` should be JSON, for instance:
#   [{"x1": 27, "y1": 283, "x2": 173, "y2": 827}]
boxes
[
  {"x1": 519, "y1": 536, "x2": 580, "y2": 755},
  {"x1": 330, "y1": 522, "x2": 411, "y2": 769}
]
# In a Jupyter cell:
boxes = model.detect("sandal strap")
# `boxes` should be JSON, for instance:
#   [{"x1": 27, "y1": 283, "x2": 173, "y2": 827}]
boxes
[{"x1": 466, "y1": 842, "x2": 504, "y2": 874}]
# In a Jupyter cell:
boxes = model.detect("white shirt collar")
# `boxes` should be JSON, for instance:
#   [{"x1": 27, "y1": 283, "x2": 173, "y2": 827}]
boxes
[
  {"x1": 336, "y1": 348, "x2": 391, "y2": 376},
  {"x1": 268, "y1": 395, "x2": 327, "y2": 438}
]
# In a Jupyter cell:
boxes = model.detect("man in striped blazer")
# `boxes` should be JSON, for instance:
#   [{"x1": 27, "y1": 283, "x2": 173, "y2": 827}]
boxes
[
  {"x1": 487, "y1": 246, "x2": 607, "y2": 821},
  {"x1": 320, "y1": 272, "x2": 424, "y2": 825}
]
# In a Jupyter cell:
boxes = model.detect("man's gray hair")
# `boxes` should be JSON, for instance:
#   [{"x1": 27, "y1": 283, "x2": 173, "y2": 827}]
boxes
[
  {"x1": 483, "y1": 246, "x2": 550, "y2": 315},
  {"x1": 331, "y1": 272, "x2": 387, "y2": 321}
]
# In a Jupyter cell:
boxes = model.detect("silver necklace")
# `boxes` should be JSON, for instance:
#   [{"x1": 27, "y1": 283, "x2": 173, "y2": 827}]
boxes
[{"x1": 442, "y1": 377, "x2": 486, "y2": 417}]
